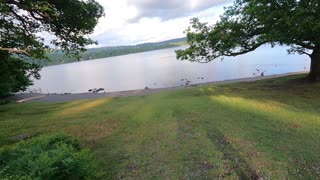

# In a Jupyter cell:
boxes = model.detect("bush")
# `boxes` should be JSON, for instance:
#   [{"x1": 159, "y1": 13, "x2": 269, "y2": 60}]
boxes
[
  {"x1": 0, "y1": 52, "x2": 41, "y2": 98},
  {"x1": 0, "y1": 99, "x2": 11, "y2": 105},
  {"x1": 0, "y1": 134, "x2": 98, "y2": 179}
]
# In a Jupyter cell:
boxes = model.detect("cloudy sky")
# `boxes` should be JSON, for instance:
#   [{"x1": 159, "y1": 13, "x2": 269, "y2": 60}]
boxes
[{"x1": 89, "y1": 0, "x2": 232, "y2": 47}]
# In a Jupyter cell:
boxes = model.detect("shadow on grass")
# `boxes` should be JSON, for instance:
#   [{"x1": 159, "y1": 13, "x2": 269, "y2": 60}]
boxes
[
  {"x1": 173, "y1": 108, "x2": 262, "y2": 179},
  {"x1": 94, "y1": 75, "x2": 320, "y2": 178},
  {"x1": 197, "y1": 81, "x2": 320, "y2": 178}
]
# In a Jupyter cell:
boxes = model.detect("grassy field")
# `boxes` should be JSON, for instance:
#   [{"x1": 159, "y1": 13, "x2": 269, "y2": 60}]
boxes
[{"x1": 1, "y1": 75, "x2": 320, "y2": 179}]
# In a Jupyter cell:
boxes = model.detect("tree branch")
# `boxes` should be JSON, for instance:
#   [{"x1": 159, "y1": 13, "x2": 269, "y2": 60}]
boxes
[
  {"x1": 6, "y1": 0, "x2": 53, "y2": 22},
  {"x1": 295, "y1": 41, "x2": 314, "y2": 50},
  {"x1": 0, "y1": 47, "x2": 30, "y2": 56},
  {"x1": 223, "y1": 41, "x2": 267, "y2": 57},
  {"x1": 7, "y1": 6, "x2": 30, "y2": 34},
  {"x1": 299, "y1": 51, "x2": 312, "y2": 56}
]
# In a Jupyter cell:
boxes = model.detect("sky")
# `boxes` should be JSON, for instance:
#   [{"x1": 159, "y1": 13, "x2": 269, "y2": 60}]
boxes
[{"x1": 88, "y1": 0, "x2": 232, "y2": 47}]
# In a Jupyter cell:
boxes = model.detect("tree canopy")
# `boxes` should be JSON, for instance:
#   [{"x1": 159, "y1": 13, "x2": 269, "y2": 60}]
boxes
[
  {"x1": 176, "y1": 0, "x2": 320, "y2": 80},
  {"x1": 1, "y1": 0, "x2": 104, "y2": 57},
  {"x1": 0, "y1": 0, "x2": 104, "y2": 96}
]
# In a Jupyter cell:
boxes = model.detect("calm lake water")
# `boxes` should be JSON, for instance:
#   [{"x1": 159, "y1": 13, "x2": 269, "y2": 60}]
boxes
[{"x1": 30, "y1": 45, "x2": 310, "y2": 94}]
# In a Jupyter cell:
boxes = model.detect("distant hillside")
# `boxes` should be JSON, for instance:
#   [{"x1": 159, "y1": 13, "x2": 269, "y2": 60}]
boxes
[{"x1": 31, "y1": 37, "x2": 187, "y2": 66}]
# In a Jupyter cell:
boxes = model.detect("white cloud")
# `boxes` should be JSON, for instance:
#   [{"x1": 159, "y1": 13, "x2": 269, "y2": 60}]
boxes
[{"x1": 89, "y1": 0, "x2": 231, "y2": 47}]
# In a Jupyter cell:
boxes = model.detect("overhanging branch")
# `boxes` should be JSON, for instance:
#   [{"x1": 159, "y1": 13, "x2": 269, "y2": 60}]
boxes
[
  {"x1": 299, "y1": 51, "x2": 311, "y2": 56},
  {"x1": 0, "y1": 47, "x2": 30, "y2": 56},
  {"x1": 223, "y1": 41, "x2": 268, "y2": 57}
]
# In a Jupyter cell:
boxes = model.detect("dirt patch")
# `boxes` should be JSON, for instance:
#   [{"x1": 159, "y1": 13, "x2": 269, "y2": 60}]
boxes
[
  {"x1": 310, "y1": 162, "x2": 320, "y2": 178},
  {"x1": 289, "y1": 124, "x2": 302, "y2": 129},
  {"x1": 199, "y1": 161, "x2": 217, "y2": 171},
  {"x1": 9, "y1": 134, "x2": 31, "y2": 141},
  {"x1": 217, "y1": 136, "x2": 230, "y2": 146},
  {"x1": 219, "y1": 161, "x2": 234, "y2": 178},
  {"x1": 127, "y1": 163, "x2": 139, "y2": 173},
  {"x1": 294, "y1": 158, "x2": 320, "y2": 178}
]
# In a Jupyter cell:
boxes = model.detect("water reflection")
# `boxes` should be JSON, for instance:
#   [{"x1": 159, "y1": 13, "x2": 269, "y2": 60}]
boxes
[{"x1": 31, "y1": 45, "x2": 309, "y2": 94}]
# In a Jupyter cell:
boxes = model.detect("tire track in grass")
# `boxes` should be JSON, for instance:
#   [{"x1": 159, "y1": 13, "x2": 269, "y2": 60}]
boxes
[{"x1": 211, "y1": 133, "x2": 261, "y2": 179}]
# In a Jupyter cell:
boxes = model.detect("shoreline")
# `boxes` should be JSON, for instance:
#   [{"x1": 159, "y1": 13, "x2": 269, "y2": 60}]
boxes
[{"x1": 8, "y1": 72, "x2": 307, "y2": 103}]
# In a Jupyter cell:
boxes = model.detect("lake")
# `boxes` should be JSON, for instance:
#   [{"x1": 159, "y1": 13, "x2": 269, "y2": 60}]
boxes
[{"x1": 30, "y1": 45, "x2": 310, "y2": 94}]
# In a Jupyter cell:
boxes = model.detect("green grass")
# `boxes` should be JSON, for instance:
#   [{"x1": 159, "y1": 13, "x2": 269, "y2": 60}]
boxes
[{"x1": 1, "y1": 74, "x2": 320, "y2": 179}]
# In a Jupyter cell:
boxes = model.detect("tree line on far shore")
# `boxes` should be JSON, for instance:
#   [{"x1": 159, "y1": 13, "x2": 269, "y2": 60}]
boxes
[{"x1": 30, "y1": 37, "x2": 186, "y2": 67}]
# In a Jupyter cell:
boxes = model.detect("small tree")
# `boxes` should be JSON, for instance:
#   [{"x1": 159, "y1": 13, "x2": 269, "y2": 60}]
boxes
[
  {"x1": 176, "y1": 0, "x2": 320, "y2": 81},
  {"x1": 0, "y1": 0, "x2": 104, "y2": 96}
]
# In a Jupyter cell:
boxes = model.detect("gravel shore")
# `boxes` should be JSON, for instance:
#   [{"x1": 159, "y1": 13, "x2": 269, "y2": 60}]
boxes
[{"x1": 8, "y1": 72, "x2": 306, "y2": 103}]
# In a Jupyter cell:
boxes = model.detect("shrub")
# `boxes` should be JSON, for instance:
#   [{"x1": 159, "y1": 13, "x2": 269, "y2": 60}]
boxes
[
  {"x1": 0, "y1": 54, "x2": 41, "y2": 98},
  {"x1": 0, "y1": 134, "x2": 98, "y2": 179},
  {"x1": 0, "y1": 99, "x2": 11, "y2": 105}
]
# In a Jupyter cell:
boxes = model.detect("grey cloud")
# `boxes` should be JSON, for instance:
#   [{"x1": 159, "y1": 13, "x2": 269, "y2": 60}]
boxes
[{"x1": 128, "y1": 0, "x2": 231, "y2": 21}]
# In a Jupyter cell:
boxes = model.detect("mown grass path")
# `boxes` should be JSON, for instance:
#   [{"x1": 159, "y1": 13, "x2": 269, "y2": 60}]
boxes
[{"x1": 1, "y1": 75, "x2": 320, "y2": 179}]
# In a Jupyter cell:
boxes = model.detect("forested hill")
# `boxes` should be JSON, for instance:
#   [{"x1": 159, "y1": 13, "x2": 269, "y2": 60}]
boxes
[{"x1": 32, "y1": 37, "x2": 186, "y2": 66}]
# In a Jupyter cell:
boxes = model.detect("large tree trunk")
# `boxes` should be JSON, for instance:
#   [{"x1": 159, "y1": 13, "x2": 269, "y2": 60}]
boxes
[{"x1": 308, "y1": 49, "x2": 320, "y2": 81}]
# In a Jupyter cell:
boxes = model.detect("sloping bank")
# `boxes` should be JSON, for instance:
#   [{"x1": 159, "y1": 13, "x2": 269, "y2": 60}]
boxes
[{"x1": 0, "y1": 72, "x2": 319, "y2": 179}]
